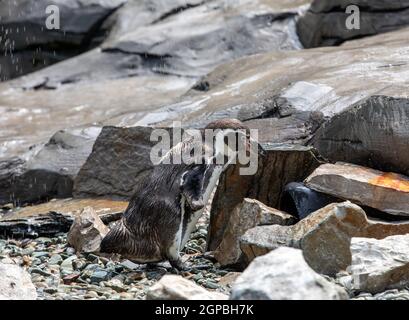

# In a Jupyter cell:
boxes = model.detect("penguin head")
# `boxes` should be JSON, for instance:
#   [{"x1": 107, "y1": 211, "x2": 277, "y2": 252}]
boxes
[{"x1": 205, "y1": 118, "x2": 265, "y2": 165}]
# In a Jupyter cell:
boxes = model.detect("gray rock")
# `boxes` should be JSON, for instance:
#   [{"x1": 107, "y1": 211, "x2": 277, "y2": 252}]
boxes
[
  {"x1": 298, "y1": 0, "x2": 409, "y2": 48},
  {"x1": 90, "y1": 269, "x2": 109, "y2": 283},
  {"x1": 0, "y1": 261, "x2": 37, "y2": 300},
  {"x1": 348, "y1": 235, "x2": 409, "y2": 294},
  {"x1": 0, "y1": 126, "x2": 100, "y2": 206},
  {"x1": 214, "y1": 198, "x2": 296, "y2": 267},
  {"x1": 48, "y1": 254, "x2": 63, "y2": 266},
  {"x1": 240, "y1": 202, "x2": 409, "y2": 276},
  {"x1": 230, "y1": 247, "x2": 348, "y2": 300},
  {"x1": 60, "y1": 255, "x2": 77, "y2": 274},
  {"x1": 73, "y1": 126, "x2": 174, "y2": 199},
  {"x1": 67, "y1": 207, "x2": 109, "y2": 253},
  {"x1": 146, "y1": 275, "x2": 228, "y2": 300},
  {"x1": 0, "y1": 0, "x2": 125, "y2": 80}
]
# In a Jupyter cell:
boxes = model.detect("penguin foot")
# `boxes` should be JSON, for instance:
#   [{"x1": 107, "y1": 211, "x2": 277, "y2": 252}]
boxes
[{"x1": 169, "y1": 259, "x2": 192, "y2": 272}]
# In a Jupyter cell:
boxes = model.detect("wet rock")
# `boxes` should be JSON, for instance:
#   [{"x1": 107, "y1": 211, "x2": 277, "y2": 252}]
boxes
[
  {"x1": 0, "y1": 198, "x2": 127, "y2": 239},
  {"x1": 74, "y1": 126, "x2": 176, "y2": 199},
  {"x1": 348, "y1": 235, "x2": 409, "y2": 294},
  {"x1": 305, "y1": 163, "x2": 409, "y2": 217},
  {"x1": 298, "y1": 0, "x2": 409, "y2": 48},
  {"x1": 0, "y1": 127, "x2": 100, "y2": 206},
  {"x1": 0, "y1": 0, "x2": 126, "y2": 80},
  {"x1": 146, "y1": 275, "x2": 228, "y2": 300},
  {"x1": 68, "y1": 207, "x2": 109, "y2": 254},
  {"x1": 240, "y1": 202, "x2": 409, "y2": 276},
  {"x1": 208, "y1": 145, "x2": 320, "y2": 251},
  {"x1": 214, "y1": 198, "x2": 296, "y2": 267},
  {"x1": 230, "y1": 247, "x2": 348, "y2": 300},
  {"x1": 0, "y1": 261, "x2": 37, "y2": 300},
  {"x1": 312, "y1": 97, "x2": 409, "y2": 177}
]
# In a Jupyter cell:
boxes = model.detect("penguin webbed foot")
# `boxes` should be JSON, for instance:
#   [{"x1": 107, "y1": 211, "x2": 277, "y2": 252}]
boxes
[{"x1": 169, "y1": 258, "x2": 192, "y2": 273}]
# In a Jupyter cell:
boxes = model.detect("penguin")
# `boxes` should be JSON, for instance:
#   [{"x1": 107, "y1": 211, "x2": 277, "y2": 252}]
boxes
[{"x1": 100, "y1": 119, "x2": 258, "y2": 270}]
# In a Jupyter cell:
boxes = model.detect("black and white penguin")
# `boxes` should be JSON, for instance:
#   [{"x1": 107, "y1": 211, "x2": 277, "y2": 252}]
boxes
[{"x1": 100, "y1": 119, "x2": 258, "y2": 269}]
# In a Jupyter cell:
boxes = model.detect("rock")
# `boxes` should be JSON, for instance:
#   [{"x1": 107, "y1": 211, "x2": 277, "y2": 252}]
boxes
[
  {"x1": 305, "y1": 162, "x2": 409, "y2": 217},
  {"x1": 0, "y1": 127, "x2": 100, "y2": 206},
  {"x1": 0, "y1": 262, "x2": 37, "y2": 300},
  {"x1": 208, "y1": 145, "x2": 320, "y2": 251},
  {"x1": 90, "y1": 269, "x2": 110, "y2": 284},
  {"x1": 0, "y1": 0, "x2": 126, "y2": 80},
  {"x1": 74, "y1": 126, "x2": 178, "y2": 198},
  {"x1": 60, "y1": 255, "x2": 77, "y2": 275},
  {"x1": 311, "y1": 97, "x2": 409, "y2": 178},
  {"x1": 0, "y1": 0, "x2": 309, "y2": 162},
  {"x1": 298, "y1": 0, "x2": 409, "y2": 48},
  {"x1": 48, "y1": 254, "x2": 63, "y2": 266},
  {"x1": 348, "y1": 235, "x2": 409, "y2": 294},
  {"x1": 230, "y1": 247, "x2": 348, "y2": 300},
  {"x1": 240, "y1": 202, "x2": 409, "y2": 276},
  {"x1": 68, "y1": 207, "x2": 109, "y2": 254},
  {"x1": 214, "y1": 198, "x2": 296, "y2": 267},
  {"x1": 0, "y1": 198, "x2": 127, "y2": 239},
  {"x1": 144, "y1": 28, "x2": 409, "y2": 180},
  {"x1": 146, "y1": 275, "x2": 228, "y2": 300}
]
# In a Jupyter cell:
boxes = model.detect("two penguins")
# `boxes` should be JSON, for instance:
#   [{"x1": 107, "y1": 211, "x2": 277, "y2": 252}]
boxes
[{"x1": 100, "y1": 119, "x2": 259, "y2": 270}]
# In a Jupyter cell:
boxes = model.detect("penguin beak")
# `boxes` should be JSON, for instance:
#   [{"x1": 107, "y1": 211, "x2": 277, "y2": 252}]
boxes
[{"x1": 247, "y1": 136, "x2": 266, "y2": 158}]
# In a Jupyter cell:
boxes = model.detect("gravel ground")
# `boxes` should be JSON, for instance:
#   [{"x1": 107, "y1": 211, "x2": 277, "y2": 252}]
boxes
[{"x1": 0, "y1": 215, "x2": 237, "y2": 300}]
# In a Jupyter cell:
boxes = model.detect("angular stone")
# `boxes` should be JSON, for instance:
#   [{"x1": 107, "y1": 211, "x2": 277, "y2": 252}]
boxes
[
  {"x1": 208, "y1": 145, "x2": 320, "y2": 251},
  {"x1": 305, "y1": 162, "x2": 409, "y2": 217},
  {"x1": 240, "y1": 202, "x2": 409, "y2": 276},
  {"x1": 73, "y1": 126, "x2": 169, "y2": 199},
  {"x1": 298, "y1": 0, "x2": 409, "y2": 48},
  {"x1": 0, "y1": 262, "x2": 37, "y2": 300},
  {"x1": 214, "y1": 198, "x2": 296, "y2": 267},
  {"x1": 230, "y1": 247, "x2": 348, "y2": 300},
  {"x1": 312, "y1": 97, "x2": 409, "y2": 179},
  {"x1": 0, "y1": 0, "x2": 125, "y2": 80},
  {"x1": 68, "y1": 207, "x2": 109, "y2": 254},
  {"x1": 0, "y1": 127, "x2": 100, "y2": 206},
  {"x1": 348, "y1": 235, "x2": 409, "y2": 294},
  {"x1": 0, "y1": 198, "x2": 127, "y2": 239},
  {"x1": 146, "y1": 275, "x2": 228, "y2": 300}
]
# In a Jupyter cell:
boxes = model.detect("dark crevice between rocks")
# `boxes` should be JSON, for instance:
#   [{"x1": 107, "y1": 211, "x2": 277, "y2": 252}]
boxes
[{"x1": 151, "y1": 1, "x2": 208, "y2": 25}]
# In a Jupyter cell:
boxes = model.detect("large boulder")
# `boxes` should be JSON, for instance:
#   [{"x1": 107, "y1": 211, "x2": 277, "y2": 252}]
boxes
[
  {"x1": 240, "y1": 202, "x2": 409, "y2": 276},
  {"x1": 73, "y1": 126, "x2": 171, "y2": 199},
  {"x1": 298, "y1": 0, "x2": 409, "y2": 48},
  {"x1": 0, "y1": 0, "x2": 309, "y2": 161},
  {"x1": 0, "y1": 0, "x2": 125, "y2": 80},
  {"x1": 348, "y1": 235, "x2": 409, "y2": 294},
  {"x1": 146, "y1": 275, "x2": 228, "y2": 300},
  {"x1": 0, "y1": 261, "x2": 37, "y2": 300},
  {"x1": 305, "y1": 162, "x2": 409, "y2": 217},
  {"x1": 0, "y1": 126, "x2": 100, "y2": 206},
  {"x1": 214, "y1": 198, "x2": 296, "y2": 267},
  {"x1": 207, "y1": 145, "x2": 320, "y2": 251},
  {"x1": 311, "y1": 97, "x2": 409, "y2": 176},
  {"x1": 230, "y1": 247, "x2": 348, "y2": 300}
]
